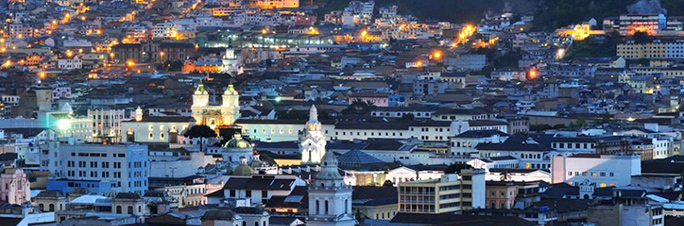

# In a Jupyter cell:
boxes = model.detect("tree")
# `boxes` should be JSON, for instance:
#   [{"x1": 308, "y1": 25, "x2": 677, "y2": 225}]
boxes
[
  {"x1": 445, "y1": 163, "x2": 473, "y2": 174},
  {"x1": 342, "y1": 100, "x2": 376, "y2": 115},
  {"x1": 633, "y1": 31, "x2": 650, "y2": 44},
  {"x1": 399, "y1": 113, "x2": 415, "y2": 122},
  {"x1": 183, "y1": 125, "x2": 216, "y2": 152},
  {"x1": 500, "y1": 170, "x2": 511, "y2": 181},
  {"x1": 382, "y1": 180, "x2": 394, "y2": 187}
]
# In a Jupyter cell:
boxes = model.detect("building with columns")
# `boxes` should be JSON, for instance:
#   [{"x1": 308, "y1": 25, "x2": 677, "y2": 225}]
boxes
[
  {"x1": 300, "y1": 105, "x2": 326, "y2": 165},
  {"x1": 191, "y1": 83, "x2": 241, "y2": 130},
  {"x1": 306, "y1": 149, "x2": 355, "y2": 226}
]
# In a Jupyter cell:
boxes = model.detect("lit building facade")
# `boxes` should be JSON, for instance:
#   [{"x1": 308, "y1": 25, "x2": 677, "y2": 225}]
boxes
[{"x1": 397, "y1": 169, "x2": 486, "y2": 214}]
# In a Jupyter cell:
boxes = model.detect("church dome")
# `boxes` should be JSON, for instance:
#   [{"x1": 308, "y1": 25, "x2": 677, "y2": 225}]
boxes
[
  {"x1": 233, "y1": 164, "x2": 254, "y2": 176},
  {"x1": 223, "y1": 133, "x2": 251, "y2": 149}
]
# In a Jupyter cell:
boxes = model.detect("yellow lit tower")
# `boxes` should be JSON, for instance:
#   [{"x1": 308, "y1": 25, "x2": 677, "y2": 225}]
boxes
[
  {"x1": 221, "y1": 84, "x2": 241, "y2": 125},
  {"x1": 191, "y1": 81, "x2": 209, "y2": 123}
]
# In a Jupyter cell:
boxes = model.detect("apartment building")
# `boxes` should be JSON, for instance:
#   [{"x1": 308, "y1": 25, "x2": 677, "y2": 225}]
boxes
[
  {"x1": 551, "y1": 154, "x2": 641, "y2": 187},
  {"x1": 617, "y1": 39, "x2": 684, "y2": 59},
  {"x1": 42, "y1": 142, "x2": 149, "y2": 195},
  {"x1": 397, "y1": 169, "x2": 485, "y2": 214}
]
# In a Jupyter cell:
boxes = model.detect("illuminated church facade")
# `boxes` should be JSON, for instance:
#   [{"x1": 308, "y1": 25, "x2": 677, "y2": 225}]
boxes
[{"x1": 191, "y1": 83, "x2": 241, "y2": 129}]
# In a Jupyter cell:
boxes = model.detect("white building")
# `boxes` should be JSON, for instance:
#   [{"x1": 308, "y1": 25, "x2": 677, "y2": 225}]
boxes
[
  {"x1": 87, "y1": 108, "x2": 126, "y2": 143},
  {"x1": 57, "y1": 57, "x2": 82, "y2": 71},
  {"x1": 120, "y1": 107, "x2": 190, "y2": 144},
  {"x1": 386, "y1": 165, "x2": 446, "y2": 185},
  {"x1": 149, "y1": 149, "x2": 214, "y2": 178},
  {"x1": 221, "y1": 46, "x2": 243, "y2": 75},
  {"x1": 301, "y1": 105, "x2": 326, "y2": 164},
  {"x1": 41, "y1": 142, "x2": 149, "y2": 195},
  {"x1": 450, "y1": 130, "x2": 508, "y2": 157},
  {"x1": 551, "y1": 154, "x2": 641, "y2": 187}
]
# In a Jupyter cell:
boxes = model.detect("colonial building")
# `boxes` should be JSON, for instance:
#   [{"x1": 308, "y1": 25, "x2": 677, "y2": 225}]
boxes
[
  {"x1": 121, "y1": 107, "x2": 191, "y2": 144},
  {"x1": 300, "y1": 105, "x2": 327, "y2": 165},
  {"x1": 306, "y1": 148, "x2": 355, "y2": 226},
  {"x1": 0, "y1": 167, "x2": 31, "y2": 205},
  {"x1": 192, "y1": 83, "x2": 241, "y2": 130}
]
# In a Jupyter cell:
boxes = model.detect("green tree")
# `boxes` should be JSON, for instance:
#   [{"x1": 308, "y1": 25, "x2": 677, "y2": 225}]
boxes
[
  {"x1": 445, "y1": 163, "x2": 473, "y2": 174},
  {"x1": 633, "y1": 31, "x2": 650, "y2": 44},
  {"x1": 342, "y1": 100, "x2": 376, "y2": 115},
  {"x1": 399, "y1": 113, "x2": 415, "y2": 122},
  {"x1": 183, "y1": 125, "x2": 216, "y2": 152}
]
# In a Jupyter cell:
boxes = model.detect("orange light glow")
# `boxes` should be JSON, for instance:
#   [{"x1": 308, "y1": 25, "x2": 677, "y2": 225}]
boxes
[
  {"x1": 126, "y1": 59, "x2": 136, "y2": 67},
  {"x1": 451, "y1": 24, "x2": 476, "y2": 49},
  {"x1": 557, "y1": 24, "x2": 605, "y2": 40},
  {"x1": 432, "y1": 50, "x2": 442, "y2": 60},
  {"x1": 528, "y1": 67, "x2": 539, "y2": 80}
]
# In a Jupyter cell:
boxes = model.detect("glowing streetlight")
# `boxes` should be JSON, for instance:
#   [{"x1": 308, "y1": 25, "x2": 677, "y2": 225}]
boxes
[
  {"x1": 432, "y1": 50, "x2": 443, "y2": 61},
  {"x1": 556, "y1": 48, "x2": 566, "y2": 60},
  {"x1": 56, "y1": 119, "x2": 71, "y2": 131},
  {"x1": 527, "y1": 67, "x2": 539, "y2": 80},
  {"x1": 126, "y1": 59, "x2": 136, "y2": 68}
]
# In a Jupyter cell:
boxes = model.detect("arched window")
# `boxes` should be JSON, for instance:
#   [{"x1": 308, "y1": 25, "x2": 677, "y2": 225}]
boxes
[
  {"x1": 325, "y1": 200, "x2": 329, "y2": 214},
  {"x1": 49, "y1": 204, "x2": 54, "y2": 211},
  {"x1": 116, "y1": 206, "x2": 122, "y2": 214},
  {"x1": 263, "y1": 221, "x2": 267, "y2": 226},
  {"x1": 39, "y1": 204, "x2": 44, "y2": 211},
  {"x1": 316, "y1": 200, "x2": 320, "y2": 214},
  {"x1": 128, "y1": 206, "x2": 133, "y2": 214},
  {"x1": 242, "y1": 222, "x2": 247, "y2": 226},
  {"x1": 255, "y1": 222, "x2": 259, "y2": 226}
]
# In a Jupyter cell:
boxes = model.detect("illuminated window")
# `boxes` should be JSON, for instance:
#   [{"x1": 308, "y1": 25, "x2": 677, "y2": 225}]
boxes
[
  {"x1": 160, "y1": 133, "x2": 165, "y2": 139},
  {"x1": 148, "y1": 125, "x2": 153, "y2": 131},
  {"x1": 148, "y1": 132, "x2": 154, "y2": 139},
  {"x1": 591, "y1": 172, "x2": 597, "y2": 177},
  {"x1": 599, "y1": 183, "x2": 606, "y2": 188}
]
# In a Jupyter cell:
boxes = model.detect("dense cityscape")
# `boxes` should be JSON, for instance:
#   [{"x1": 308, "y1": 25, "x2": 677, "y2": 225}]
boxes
[{"x1": 1, "y1": 0, "x2": 684, "y2": 225}]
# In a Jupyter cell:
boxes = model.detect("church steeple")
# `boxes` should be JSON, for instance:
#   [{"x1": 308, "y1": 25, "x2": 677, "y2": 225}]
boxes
[
  {"x1": 315, "y1": 149, "x2": 343, "y2": 181},
  {"x1": 301, "y1": 105, "x2": 326, "y2": 164},
  {"x1": 307, "y1": 144, "x2": 354, "y2": 226},
  {"x1": 192, "y1": 80, "x2": 209, "y2": 107}
]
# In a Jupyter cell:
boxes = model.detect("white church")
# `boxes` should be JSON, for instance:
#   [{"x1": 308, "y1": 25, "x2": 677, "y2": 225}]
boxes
[{"x1": 300, "y1": 105, "x2": 327, "y2": 165}]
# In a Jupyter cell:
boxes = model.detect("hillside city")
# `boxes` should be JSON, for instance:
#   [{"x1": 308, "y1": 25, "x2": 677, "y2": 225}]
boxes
[{"x1": 1, "y1": 0, "x2": 684, "y2": 226}]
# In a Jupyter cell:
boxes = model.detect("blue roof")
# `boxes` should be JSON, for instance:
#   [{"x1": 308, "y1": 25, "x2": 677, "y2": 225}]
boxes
[{"x1": 337, "y1": 149, "x2": 384, "y2": 166}]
